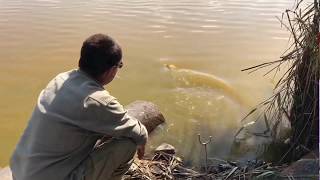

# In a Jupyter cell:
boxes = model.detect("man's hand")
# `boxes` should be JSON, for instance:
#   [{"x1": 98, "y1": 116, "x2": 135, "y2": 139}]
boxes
[{"x1": 137, "y1": 144, "x2": 145, "y2": 159}]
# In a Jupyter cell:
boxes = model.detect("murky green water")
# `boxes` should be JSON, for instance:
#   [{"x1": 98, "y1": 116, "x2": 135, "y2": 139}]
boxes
[{"x1": 0, "y1": 0, "x2": 308, "y2": 166}]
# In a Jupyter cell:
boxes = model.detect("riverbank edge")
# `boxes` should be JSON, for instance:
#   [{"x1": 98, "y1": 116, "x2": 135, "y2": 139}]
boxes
[{"x1": 1, "y1": 150, "x2": 318, "y2": 179}]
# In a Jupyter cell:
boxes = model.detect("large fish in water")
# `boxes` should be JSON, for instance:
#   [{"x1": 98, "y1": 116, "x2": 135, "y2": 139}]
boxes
[{"x1": 164, "y1": 64, "x2": 251, "y2": 107}]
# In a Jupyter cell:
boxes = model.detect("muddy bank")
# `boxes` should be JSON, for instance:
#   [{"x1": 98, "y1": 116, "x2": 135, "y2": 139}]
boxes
[{"x1": 124, "y1": 144, "x2": 319, "y2": 180}]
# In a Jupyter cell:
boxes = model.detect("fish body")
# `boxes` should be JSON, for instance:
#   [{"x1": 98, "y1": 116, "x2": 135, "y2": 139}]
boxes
[{"x1": 165, "y1": 64, "x2": 249, "y2": 106}]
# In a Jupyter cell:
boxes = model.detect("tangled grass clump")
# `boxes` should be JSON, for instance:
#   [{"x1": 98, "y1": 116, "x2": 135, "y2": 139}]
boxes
[{"x1": 237, "y1": 0, "x2": 319, "y2": 163}]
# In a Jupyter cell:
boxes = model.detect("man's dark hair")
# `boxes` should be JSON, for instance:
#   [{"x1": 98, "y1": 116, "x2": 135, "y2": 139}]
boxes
[{"x1": 79, "y1": 34, "x2": 122, "y2": 78}]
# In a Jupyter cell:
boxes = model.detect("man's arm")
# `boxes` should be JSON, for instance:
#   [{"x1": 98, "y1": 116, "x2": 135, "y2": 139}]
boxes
[{"x1": 81, "y1": 97, "x2": 148, "y2": 146}]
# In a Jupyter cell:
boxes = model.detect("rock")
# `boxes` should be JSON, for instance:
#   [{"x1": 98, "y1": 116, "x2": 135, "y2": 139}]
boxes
[
  {"x1": 302, "y1": 150, "x2": 319, "y2": 159},
  {"x1": 281, "y1": 158, "x2": 319, "y2": 178},
  {"x1": 126, "y1": 101, "x2": 166, "y2": 134},
  {"x1": 155, "y1": 143, "x2": 176, "y2": 154},
  {"x1": 218, "y1": 163, "x2": 233, "y2": 172},
  {"x1": 150, "y1": 165, "x2": 164, "y2": 175}
]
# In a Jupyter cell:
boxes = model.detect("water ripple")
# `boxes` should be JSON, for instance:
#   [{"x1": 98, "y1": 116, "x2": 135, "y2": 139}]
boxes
[{"x1": 0, "y1": 0, "x2": 306, "y2": 165}]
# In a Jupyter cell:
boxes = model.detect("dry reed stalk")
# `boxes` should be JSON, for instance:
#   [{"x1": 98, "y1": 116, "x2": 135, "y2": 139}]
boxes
[{"x1": 237, "y1": 0, "x2": 319, "y2": 163}]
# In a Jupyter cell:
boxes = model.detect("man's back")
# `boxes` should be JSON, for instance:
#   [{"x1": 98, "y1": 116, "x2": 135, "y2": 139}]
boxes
[
  {"x1": 10, "y1": 70, "x2": 103, "y2": 180},
  {"x1": 10, "y1": 34, "x2": 148, "y2": 180},
  {"x1": 10, "y1": 69, "x2": 147, "y2": 180}
]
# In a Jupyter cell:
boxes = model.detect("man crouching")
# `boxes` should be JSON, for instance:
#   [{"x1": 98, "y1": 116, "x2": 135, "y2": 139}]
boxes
[{"x1": 10, "y1": 34, "x2": 148, "y2": 180}]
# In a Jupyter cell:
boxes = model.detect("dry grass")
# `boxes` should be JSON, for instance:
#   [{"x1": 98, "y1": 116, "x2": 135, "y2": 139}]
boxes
[
  {"x1": 236, "y1": 0, "x2": 319, "y2": 163},
  {"x1": 123, "y1": 152, "x2": 319, "y2": 179}
]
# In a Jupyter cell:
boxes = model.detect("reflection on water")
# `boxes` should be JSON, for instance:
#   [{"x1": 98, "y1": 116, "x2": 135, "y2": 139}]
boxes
[{"x1": 0, "y1": 0, "x2": 305, "y2": 166}]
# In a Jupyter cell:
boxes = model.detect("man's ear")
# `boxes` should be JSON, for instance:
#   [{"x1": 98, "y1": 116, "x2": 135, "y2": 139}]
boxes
[
  {"x1": 103, "y1": 66, "x2": 117, "y2": 79},
  {"x1": 103, "y1": 67, "x2": 115, "y2": 77},
  {"x1": 101, "y1": 70, "x2": 109, "y2": 79},
  {"x1": 110, "y1": 66, "x2": 118, "y2": 75}
]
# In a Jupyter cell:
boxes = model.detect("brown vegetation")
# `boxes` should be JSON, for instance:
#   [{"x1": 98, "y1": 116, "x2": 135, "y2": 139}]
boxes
[{"x1": 239, "y1": 0, "x2": 319, "y2": 163}]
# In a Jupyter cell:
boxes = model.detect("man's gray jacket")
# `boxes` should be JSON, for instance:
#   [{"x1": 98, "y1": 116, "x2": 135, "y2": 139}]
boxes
[{"x1": 10, "y1": 69, "x2": 148, "y2": 180}]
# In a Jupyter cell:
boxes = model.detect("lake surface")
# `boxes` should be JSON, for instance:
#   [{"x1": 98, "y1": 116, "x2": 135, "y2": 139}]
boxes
[{"x1": 0, "y1": 0, "x2": 308, "y2": 167}]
